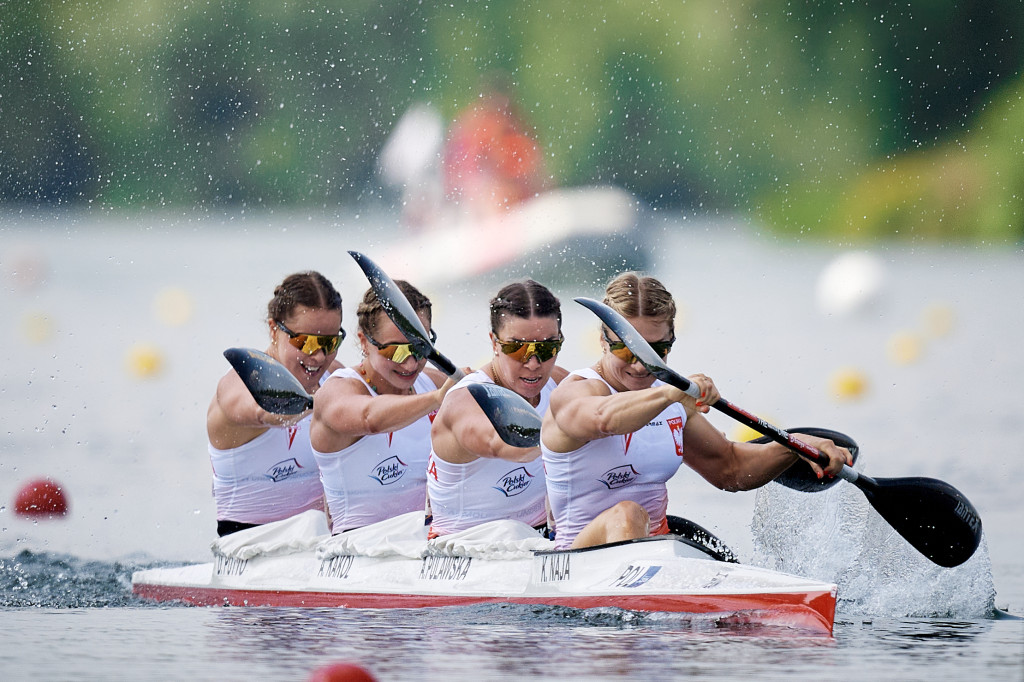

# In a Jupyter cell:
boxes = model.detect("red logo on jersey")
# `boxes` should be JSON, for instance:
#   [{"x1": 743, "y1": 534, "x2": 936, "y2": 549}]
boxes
[
  {"x1": 623, "y1": 432, "x2": 634, "y2": 455},
  {"x1": 286, "y1": 425, "x2": 299, "y2": 450},
  {"x1": 427, "y1": 456, "x2": 438, "y2": 481},
  {"x1": 667, "y1": 416, "x2": 684, "y2": 457},
  {"x1": 428, "y1": 410, "x2": 438, "y2": 423}
]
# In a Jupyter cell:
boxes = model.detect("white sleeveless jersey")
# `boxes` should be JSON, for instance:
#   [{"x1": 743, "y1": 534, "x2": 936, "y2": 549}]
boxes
[
  {"x1": 541, "y1": 368, "x2": 687, "y2": 549},
  {"x1": 427, "y1": 370, "x2": 554, "y2": 535},
  {"x1": 312, "y1": 367, "x2": 437, "y2": 533},
  {"x1": 209, "y1": 414, "x2": 324, "y2": 525}
]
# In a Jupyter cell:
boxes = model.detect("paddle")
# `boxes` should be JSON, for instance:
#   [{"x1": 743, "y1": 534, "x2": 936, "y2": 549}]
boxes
[
  {"x1": 466, "y1": 382, "x2": 541, "y2": 448},
  {"x1": 224, "y1": 349, "x2": 537, "y2": 449},
  {"x1": 348, "y1": 250, "x2": 464, "y2": 379},
  {"x1": 224, "y1": 348, "x2": 313, "y2": 414},
  {"x1": 574, "y1": 296, "x2": 983, "y2": 568}
]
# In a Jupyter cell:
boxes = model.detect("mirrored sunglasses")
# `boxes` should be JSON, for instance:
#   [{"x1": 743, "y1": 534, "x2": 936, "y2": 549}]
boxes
[
  {"x1": 497, "y1": 337, "x2": 563, "y2": 363},
  {"x1": 275, "y1": 320, "x2": 345, "y2": 355},
  {"x1": 365, "y1": 328, "x2": 436, "y2": 363},
  {"x1": 602, "y1": 328, "x2": 673, "y2": 364}
]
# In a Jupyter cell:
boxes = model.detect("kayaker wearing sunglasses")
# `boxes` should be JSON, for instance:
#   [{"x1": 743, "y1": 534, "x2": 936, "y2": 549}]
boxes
[
  {"x1": 310, "y1": 281, "x2": 458, "y2": 534},
  {"x1": 541, "y1": 272, "x2": 852, "y2": 549},
  {"x1": 207, "y1": 271, "x2": 345, "y2": 537},
  {"x1": 427, "y1": 280, "x2": 568, "y2": 537}
]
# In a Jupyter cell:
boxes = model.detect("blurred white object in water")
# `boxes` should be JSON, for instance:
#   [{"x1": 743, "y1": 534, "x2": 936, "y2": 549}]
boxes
[{"x1": 816, "y1": 251, "x2": 885, "y2": 316}]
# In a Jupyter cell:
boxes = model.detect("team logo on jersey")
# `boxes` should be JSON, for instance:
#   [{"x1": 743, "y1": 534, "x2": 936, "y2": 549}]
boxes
[
  {"x1": 667, "y1": 416, "x2": 685, "y2": 457},
  {"x1": 598, "y1": 464, "x2": 639, "y2": 489},
  {"x1": 370, "y1": 455, "x2": 408, "y2": 485},
  {"x1": 493, "y1": 466, "x2": 534, "y2": 497},
  {"x1": 266, "y1": 458, "x2": 304, "y2": 482},
  {"x1": 286, "y1": 424, "x2": 299, "y2": 450}
]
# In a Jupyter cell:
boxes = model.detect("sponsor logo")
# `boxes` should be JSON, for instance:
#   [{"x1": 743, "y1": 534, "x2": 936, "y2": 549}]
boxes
[
  {"x1": 266, "y1": 458, "x2": 303, "y2": 482},
  {"x1": 492, "y1": 466, "x2": 534, "y2": 497},
  {"x1": 954, "y1": 499, "x2": 982, "y2": 534},
  {"x1": 419, "y1": 555, "x2": 472, "y2": 581},
  {"x1": 215, "y1": 555, "x2": 248, "y2": 577},
  {"x1": 668, "y1": 416, "x2": 685, "y2": 457},
  {"x1": 318, "y1": 555, "x2": 355, "y2": 580},
  {"x1": 598, "y1": 464, "x2": 639, "y2": 489},
  {"x1": 370, "y1": 455, "x2": 408, "y2": 485},
  {"x1": 647, "y1": 420, "x2": 664, "y2": 427},
  {"x1": 700, "y1": 571, "x2": 728, "y2": 589},
  {"x1": 611, "y1": 563, "x2": 660, "y2": 588},
  {"x1": 539, "y1": 553, "x2": 571, "y2": 582}
]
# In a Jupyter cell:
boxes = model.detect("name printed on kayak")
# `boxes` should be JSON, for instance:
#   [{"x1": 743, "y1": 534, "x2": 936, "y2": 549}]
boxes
[
  {"x1": 319, "y1": 555, "x2": 355, "y2": 580},
  {"x1": 538, "y1": 552, "x2": 571, "y2": 582},
  {"x1": 611, "y1": 564, "x2": 661, "y2": 588},
  {"x1": 419, "y1": 555, "x2": 472, "y2": 581},
  {"x1": 215, "y1": 556, "x2": 248, "y2": 577}
]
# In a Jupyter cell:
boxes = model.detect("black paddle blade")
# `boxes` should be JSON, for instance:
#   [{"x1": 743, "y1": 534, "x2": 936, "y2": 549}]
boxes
[
  {"x1": 857, "y1": 475, "x2": 983, "y2": 568},
  {"x1": 348, "y1": 251, "x2": 433, "y2": 352},
  {"x1": 748, "y1": 427, "x2": 860, "y2": 492},
  {"x1": 466, "y1": 382, "x2": 541, "y2": 448},
  {"x1": 223, "y1": 348, "x2": 313, "y2": 415},
  {"x1": 574, "y1": 297, "x2": 699, "y2": 398}
]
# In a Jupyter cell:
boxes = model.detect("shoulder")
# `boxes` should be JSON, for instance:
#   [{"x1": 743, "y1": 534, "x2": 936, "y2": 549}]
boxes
[
  {"x1": 550, "y1": 372, "x2": 608, "y2": 404},
  {"x1": 423, "y1": 367, "x2": 447, "y2": 388},
  {"x1": 549, "y1": 365, "x2": 571, "y2": 384}
]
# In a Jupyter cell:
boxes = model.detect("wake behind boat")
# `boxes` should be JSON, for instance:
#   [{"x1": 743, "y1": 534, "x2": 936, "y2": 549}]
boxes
[{"x1": 132, "y1": 510, "x2": 837, "y2": 634}]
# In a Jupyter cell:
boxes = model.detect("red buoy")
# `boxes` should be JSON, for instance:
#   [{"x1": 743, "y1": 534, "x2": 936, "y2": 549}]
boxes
[
  {"x1": 13, "y1": 478, "x2": 69, "y2": 517},
  {"x1": 308, "y1": 663, "x2": 377, "y2": 682}
]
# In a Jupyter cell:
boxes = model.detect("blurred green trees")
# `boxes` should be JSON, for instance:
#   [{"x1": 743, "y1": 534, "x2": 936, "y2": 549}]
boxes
[{"x1": 1, "y1": 1, "x2": 1021, "y2": 240}]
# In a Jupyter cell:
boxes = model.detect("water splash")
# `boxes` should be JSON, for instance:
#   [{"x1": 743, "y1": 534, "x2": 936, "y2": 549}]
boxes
[
  {"x1": 0, "y1": 550, "x2": 172, "y2": 608},
  {"x1": 750, "y1": 481, "x2": 996, "y2": 619}
]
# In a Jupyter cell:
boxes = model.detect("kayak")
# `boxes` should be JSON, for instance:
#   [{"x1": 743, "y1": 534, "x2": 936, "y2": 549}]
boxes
[{"x1": 132, "y1": 511, "x2": 837, "y2": 634}]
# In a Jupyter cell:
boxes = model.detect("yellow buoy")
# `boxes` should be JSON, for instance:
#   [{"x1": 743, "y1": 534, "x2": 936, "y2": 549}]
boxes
[
  {"x1": 887, "y1": 331, "x2": 923, "y2": 365},
  {"x1": 126, "y1": 344, "x2": 164, "y2": 378},
  {"x1": 20, "y1": 313, "x2": 54, "y2": 345},
  {"x1": 922, "y1": 303, "x2": 955, "y2": 338},
  {"x1": 829, "y1": 367, "x2": 869, "y2": 401},
  {"x1": 153, "y1": 287, "x2": 193, "y2": 327},
  {"x1": 732, "y1": 419, "x2": 778, "y2": 443}
]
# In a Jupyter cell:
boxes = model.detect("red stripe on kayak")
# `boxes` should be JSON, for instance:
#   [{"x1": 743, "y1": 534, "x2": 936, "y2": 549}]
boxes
[{"x1": 132, "y1": 584, "x2": 835, "y2": 634}]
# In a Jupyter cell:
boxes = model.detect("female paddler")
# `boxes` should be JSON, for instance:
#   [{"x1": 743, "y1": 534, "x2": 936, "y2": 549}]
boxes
[
  {"x1": 310, "y1": 281, "x2": 457, "y2": 533},
  {"x1": 540, "y1": 272, "x2": 853, "y2": 549},
  {"x1": 208, "y1": 271, "x2": 345, "y2": 537},
  {"x1": 427, "y1": 280, "x2": 568, "y2": 537}
]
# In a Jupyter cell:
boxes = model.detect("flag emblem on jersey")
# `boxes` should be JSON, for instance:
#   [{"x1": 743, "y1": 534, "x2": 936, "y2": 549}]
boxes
[{"x1": 668, "y1": 416, "x2": 684, "y2": 457}]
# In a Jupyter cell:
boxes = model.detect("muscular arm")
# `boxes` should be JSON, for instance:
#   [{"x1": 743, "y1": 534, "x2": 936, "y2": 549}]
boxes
[
  {"x1": 310, "y1": 374, "x2": 447, "y2": 453},
  {"x1": 541, "y1": 375, "x2": 688, "y2": 453},
  {"x1": 207, "y1": 370, "x2": 309, "y2": 450},
  {"x1": 681, "y1": 414, "x2": 853, "y2": 490},
  {"x1": 430, "y1": 387, "x2": 540, "y2": 464}
]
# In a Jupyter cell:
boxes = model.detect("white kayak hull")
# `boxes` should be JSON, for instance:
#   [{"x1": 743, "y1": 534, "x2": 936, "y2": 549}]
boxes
[{"x1": 133, "y1": 535, "x2": 836, "y2": 634}]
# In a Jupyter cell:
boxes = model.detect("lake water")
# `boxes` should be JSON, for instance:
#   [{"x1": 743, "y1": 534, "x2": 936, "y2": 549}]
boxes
[{"x1": 1, "y1": 208, "x2": 1022, "y2": 680}]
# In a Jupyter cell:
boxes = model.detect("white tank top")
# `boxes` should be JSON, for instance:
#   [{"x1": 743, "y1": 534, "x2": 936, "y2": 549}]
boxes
[
  {"x1": 209, "y1": 414, "x2": 324, "y2": 525},
  {"x1": 427, "y1": 370, "x2": 554, "y2": 535},
  {"x1": 541, "y1": 368, "x2": 687, "y2": 549},
  {"x1": 312, "y1": 367, "x2": 436, "y2": 533}
]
